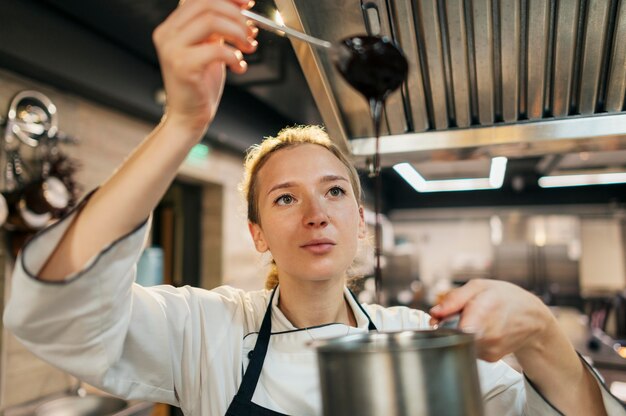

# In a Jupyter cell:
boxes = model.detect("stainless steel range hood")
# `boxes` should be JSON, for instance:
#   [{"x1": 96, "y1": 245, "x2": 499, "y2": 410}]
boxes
[{"x1": 274, "y1": 0, "x2": 626, "y2": 171}]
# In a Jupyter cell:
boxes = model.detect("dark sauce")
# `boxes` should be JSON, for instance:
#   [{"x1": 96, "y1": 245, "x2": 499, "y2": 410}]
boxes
[
  {"x1": 335, "y1": 36, "x2": 408, "y2": 105},
  {"x1": 334, "y1": 36, "x2": 408, "y2": 304}
]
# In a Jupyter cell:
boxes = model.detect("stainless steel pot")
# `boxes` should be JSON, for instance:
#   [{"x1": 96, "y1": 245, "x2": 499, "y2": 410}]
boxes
[{"x1": 314, "y1": 329, "x2": 483, "y2": 416}]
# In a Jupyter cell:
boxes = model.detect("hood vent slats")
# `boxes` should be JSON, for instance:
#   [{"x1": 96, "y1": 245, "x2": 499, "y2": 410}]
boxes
[{"x1": 276, "y1": 0, "x2": 626, "y2": 162}]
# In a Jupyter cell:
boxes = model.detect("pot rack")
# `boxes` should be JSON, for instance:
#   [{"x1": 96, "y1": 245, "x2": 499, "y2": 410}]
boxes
[{"x1": 0, "y1": 90, "x2": 80, "y2": 238}]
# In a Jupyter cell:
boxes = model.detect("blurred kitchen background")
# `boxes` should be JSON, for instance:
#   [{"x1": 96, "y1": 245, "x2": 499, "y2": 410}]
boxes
[{"x1": 1, "y1": 0, "x2": 626, "y2": 414}]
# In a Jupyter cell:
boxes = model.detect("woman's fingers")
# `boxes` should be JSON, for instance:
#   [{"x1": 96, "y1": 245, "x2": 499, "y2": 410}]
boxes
[
  {"x1": 247, "y1": 22, "x2": 259, "y2": 39},
  {"x1": 187, "y1": 43, "x2": 249, "y2": 74},
  {"x1": 432, "y1": 280, "x2": 551, "y2": 362},
  {"x1": 162, "y1": 43, "x2": 247, "y2": 90},
  {"x1": 175, "y1": 13, "x2": 256, "y2": 54},
  {"x1": 457, "y1": 301, "x2": 490, "y2": 334},
  {"x1": 429, "y1": 279, "x2": 485, "y2": 319},
  {"x1": 154, "y1": 4, "x2": 258, "y2": 79},
  {"x1": 170, "y1": 0, "x2": 250, "y2": 32},
  {"x1": 150, "y1": 0, "x2": 258, "y2": 132},
  {"x1": 156, "y1": 0, "x2": 257, "y2": 53},
  {"x1": 429, "y1": 281, "x2": 502, "y2": 361},
  {"x1": 427, "y1": 279, "x2": 556, "y2": 363}
]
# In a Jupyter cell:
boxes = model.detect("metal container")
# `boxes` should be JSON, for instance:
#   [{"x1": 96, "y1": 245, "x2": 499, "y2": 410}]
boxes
[{"x1": 314, "y1": 329, "x2": 483, "y2": 416}]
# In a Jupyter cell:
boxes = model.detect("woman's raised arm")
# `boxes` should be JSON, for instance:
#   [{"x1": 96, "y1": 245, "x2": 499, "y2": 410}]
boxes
[{"x1": 38, "y1": 0, "x2": 257, "y2": 281}]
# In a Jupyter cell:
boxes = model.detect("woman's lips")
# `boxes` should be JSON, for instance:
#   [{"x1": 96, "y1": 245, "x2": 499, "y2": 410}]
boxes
[{"x1": 301, "y1": 239, "x2": 336, "y2": 254}]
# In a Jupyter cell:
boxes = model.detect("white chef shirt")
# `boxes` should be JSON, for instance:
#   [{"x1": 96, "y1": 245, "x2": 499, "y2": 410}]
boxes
[{"x1": 3, "y1": 194, "x2": 625, "y2": 415}]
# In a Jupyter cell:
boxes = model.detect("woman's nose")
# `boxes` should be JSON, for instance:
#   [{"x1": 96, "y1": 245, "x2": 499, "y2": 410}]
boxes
[{"x1": 303, "y1": 199, "x2": 329, "y2": 228}]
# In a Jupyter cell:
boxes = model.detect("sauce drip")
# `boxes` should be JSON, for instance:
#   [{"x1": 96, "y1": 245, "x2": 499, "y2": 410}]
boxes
[{"x1": 334, "y1": 36, "x2": 408, "y2": 303}]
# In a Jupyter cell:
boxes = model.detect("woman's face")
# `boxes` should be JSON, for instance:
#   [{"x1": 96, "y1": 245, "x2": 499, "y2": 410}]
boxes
[{"x1": 248, "y1": 144, "x2": 366, "y2": 284}]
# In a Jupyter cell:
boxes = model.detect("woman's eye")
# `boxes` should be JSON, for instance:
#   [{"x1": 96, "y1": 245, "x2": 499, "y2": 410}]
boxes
[
  {"x1": 275, "y1": 194, "x2": 295, "y2": 206},
  {"x1": 328, "y1": 186, "x2": 346, "y2": 197}
]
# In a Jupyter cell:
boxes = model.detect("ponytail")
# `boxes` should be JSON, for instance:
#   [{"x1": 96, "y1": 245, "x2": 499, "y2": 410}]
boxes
[{"x1": 264, "y1": 259, "x2": 279, "y2": 290}]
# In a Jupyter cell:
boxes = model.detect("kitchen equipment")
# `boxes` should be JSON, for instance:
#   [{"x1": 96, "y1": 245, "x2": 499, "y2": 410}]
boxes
[
  {"x1": 1, "y1": 91, "x2": 71, "y2": 230},
  {"x1": 314, "y1": 329, "x2": 483, "y2": 416},
  {"x1": 241, "y1": 9, "x2": 406, "y2": 105},
  {"x1": 274, "y1": 0, "x2": 626, "y2": 179},
  {"x1": 19, "y1": 134, "x2": 71, "y2": 224},
  {"x1": 2, "y1": 146, "x2": 60, "y2": 231},
  {"x1": 2, "y1": 148, "x2": 38, "y2": 231},
  {"x1": 19, "y1": 174, "x2": 69, "y2": 228},
  {"x1": 34, "y1": 395, "x2": 128, "y2": 416},
  {"x1": 0, "y1": 191, "x2": 7, "y2": 227},
  {"x1": 241, "y1": 9, "x2": 332, "y2": 50},
  {"x1": 5, "y1": 90, "x2": 58, "y2": 149}
]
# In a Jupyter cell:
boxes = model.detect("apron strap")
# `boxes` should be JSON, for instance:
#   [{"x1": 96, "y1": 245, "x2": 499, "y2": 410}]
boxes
[
  {"x1": 347, "y1": 288, "x2": 379, "y2": 331},
  {"x1": 237, "y1": 287, "x2": 277, "y2": 401}
]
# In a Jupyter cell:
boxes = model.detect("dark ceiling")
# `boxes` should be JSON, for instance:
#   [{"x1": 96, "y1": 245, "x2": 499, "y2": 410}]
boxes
[{"x1": 1, "y1": 0, "x2": 625, "y2": 212}]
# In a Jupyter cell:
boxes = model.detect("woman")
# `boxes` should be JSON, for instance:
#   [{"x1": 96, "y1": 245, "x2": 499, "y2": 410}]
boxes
[{"x1": 2, "y1": 0, "x2": 621, "y2": 414}]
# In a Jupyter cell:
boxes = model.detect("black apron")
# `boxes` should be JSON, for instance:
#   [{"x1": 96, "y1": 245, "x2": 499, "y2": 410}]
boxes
[{"x1": 225, "y1": 287, "x2": 378, "y2": 416}]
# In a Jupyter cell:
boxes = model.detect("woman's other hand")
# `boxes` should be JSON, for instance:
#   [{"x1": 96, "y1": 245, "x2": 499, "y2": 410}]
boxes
[
  {"x1": 428, "y1": 279, "x2": 553, "y2": 362},
  {"x1": 429, "y1": 279, "x2": 607, "y2": 415},
  {"x1": 153, "y1": 0, "x2": 258, "y2": 136}
]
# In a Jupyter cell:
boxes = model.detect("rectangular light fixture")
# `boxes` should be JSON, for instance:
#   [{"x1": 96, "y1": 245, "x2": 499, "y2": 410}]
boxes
[
  {"x1": 393, "y1": 157, "x2": 508, "y2": 193},
  {"x1": 538, "y1": 172, "x2": 626, "y2": 188}
]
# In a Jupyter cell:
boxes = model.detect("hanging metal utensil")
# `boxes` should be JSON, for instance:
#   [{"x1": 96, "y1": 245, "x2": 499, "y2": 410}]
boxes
[
  {"x1": 0, "y1": 186, "x2": 8, "y2": 229},
  {"x1": 18, "y1": 132, "x2": 70, "y2": 227},
  {"x1": 2, "y1": 90, "x2": 67, "y2": 231},
  {"x1": 0, "y1": 114, "x2": 9, "y2": 227},
  {"x1": 1, "y1": 107, "x2": 15, "y2": 229},
  {"x1": 6, "y1": 90, "x2": 58, "y2": 149},
  {"x1": 3, "y1": 149, "x2": 37, "y2": 231},
  {"x1": 0, "y1": 192, "x2": 7, "y2": 228}
]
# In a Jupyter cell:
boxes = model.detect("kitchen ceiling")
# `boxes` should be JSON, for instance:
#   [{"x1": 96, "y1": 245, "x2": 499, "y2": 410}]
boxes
[{"x1": 4, "y1": 0, "x2": 626, "y2": 211}]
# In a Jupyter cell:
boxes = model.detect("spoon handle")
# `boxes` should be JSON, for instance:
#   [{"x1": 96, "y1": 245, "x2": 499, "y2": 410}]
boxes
[
  {"x1": 432, "y1": 313, "x2": 461, "y2": 330},
  {"x1": 241, "y1": 9, "x2": 332, "y2": 50}
]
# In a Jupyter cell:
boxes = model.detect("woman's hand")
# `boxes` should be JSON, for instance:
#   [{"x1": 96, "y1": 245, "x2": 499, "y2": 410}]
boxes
[
  {"x1": 153, "y1": 0, "x2": 258, "y2": 137},
  {"x1": 428, "y1": 279, "x2": 554, "y2": 362},
  {"x1": 429, "y1": 279, "x2": 607, "y2": 415}
]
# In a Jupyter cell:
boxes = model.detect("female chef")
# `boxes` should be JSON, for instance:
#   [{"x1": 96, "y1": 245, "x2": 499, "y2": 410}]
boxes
[{"x1": 3, "y1": 0, "x2": 622, "y2": 414}]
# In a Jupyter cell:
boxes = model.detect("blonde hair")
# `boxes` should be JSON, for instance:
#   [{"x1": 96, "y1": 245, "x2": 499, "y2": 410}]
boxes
[{"x1": 239, "y1": 125, "x2": 363, "y2": 290}]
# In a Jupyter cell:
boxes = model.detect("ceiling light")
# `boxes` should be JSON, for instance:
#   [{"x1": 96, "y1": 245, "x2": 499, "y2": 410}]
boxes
[
  {"x1": 538, "y1": 172, "x2": 626, "y2": 188},
  {"x1": 489, "y1": 157, "x2": 508, "y2": 188},
  {"x1": 393, "y1": 157, "x2": 508, "y2": 193}
]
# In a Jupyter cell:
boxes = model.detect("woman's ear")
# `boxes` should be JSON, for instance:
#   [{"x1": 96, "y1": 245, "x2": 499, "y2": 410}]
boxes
[
  {"x1": 358, "y1": 206, "x2": 367, "y2": 239},
  {"x1": 248, "y1": 222, "x2": 269, "y2": 252}
]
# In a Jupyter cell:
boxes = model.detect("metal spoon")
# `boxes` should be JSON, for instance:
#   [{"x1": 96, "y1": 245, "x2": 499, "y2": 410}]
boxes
[
  {"x1": 241, "y1": 10, "x2": 407, "y2": 107},
  {"x1": 241, "y1": 9, "x2": 407, "y2": 99},
  {"x1": 241, "y1": 9, "x2": 332, "y2": 50}
]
